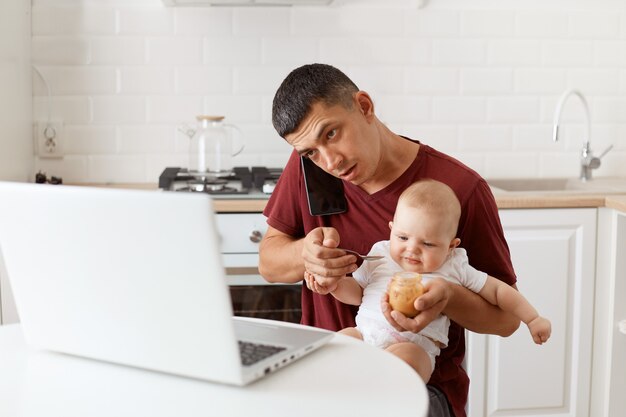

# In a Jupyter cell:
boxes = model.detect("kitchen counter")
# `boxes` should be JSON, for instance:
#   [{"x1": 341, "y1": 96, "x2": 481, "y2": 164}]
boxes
[{"x1": 69, "y1": 181, "x2": 626, "y2": 213}]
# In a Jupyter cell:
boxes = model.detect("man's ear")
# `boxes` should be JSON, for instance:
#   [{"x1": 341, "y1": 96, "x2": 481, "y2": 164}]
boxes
[{"x1": 355, "y1": 91, "x2": 374, "y2": 120}]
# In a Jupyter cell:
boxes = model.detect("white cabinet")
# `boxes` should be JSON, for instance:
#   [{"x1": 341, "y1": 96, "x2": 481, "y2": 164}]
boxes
[
  {"x1": 0, "y1": 247, "x2": 19, "y2": 325},
  {"x1": 215, "y1": 212, "x2": 268, "y2": 285},
  {"x1": 590, "y1": 208, "x2": 626, "y2": 417},
  {"x1": 467, "y1": 208, "x2": 596, "y2": 417}
]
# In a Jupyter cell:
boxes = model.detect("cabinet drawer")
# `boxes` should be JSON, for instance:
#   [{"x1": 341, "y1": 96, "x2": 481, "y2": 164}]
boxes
[{"x1": 216, "y1": 213, "x2": 267, "y2": 254}]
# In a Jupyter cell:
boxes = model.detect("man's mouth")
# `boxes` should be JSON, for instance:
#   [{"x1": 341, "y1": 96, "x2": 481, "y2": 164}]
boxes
[{"x1": 337, "y1": 165, "x2": 356, "y2": 180}]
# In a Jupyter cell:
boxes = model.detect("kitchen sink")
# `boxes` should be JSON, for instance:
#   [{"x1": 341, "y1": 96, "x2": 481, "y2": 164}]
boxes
[{"x1": 487, "y1": 177, "x2": 626, "y2": 194}]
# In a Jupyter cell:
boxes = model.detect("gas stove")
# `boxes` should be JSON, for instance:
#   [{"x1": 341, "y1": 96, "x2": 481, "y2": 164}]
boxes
[{"x1": 158, "y1": 166, "x2": 282, "y2": 199}]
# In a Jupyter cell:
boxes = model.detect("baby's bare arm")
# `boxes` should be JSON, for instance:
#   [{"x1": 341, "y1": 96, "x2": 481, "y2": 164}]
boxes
[
  {"x1": 330, "y1": 277, "x2": 363, "y2": 306},
  {"x1": 478, "y1": 276, "x2": 551, "y2": 344}
]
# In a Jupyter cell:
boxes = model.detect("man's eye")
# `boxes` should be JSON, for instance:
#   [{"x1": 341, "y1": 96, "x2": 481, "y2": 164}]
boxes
[
  {"x1": 304, "y1": 149, "x2": 317, "y2": 159},
  {"x1": 327, "y1": 129, "x2": 337, "y2": 140}
]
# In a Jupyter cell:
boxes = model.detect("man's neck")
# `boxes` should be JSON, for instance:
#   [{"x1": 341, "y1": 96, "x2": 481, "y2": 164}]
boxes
[{"x1": 359, "y1": 125, "x2": 420, "y2": 194}]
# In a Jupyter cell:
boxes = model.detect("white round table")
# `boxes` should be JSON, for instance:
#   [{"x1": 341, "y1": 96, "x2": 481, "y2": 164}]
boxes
[{"x1": 0, "y1": 323, "x2": 428, "y2": 417}]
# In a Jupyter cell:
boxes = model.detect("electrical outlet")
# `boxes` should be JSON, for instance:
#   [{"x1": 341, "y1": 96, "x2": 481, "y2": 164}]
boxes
[{"x1": 36, "y1": 121, "x2": 64, "y2": 158}]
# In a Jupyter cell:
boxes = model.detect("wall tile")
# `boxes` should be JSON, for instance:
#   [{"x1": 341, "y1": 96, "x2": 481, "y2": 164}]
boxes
[
  {"x1": 33, "y1": 97, "x2": 92, "y2": 123},
  {"x1": 566, "y1": 69, "x2": 621, "y2": 94},
  {"x1": 32, "y1": 67, "x2": 117, "y2": 95},
  {"x1": 233, "y1": 8, "x2": 291, "y2": 36},
  {"x1": 121, "y1": 67, "x2": 174, "y2": 94},
  {"x1": 514, "y1": 69, "x2": 567, "y2": 94},
  {"x1": 375, "y1": 95, "x2": 431, "y2": 124},
  {"x1": 515, "y1": 11, "x2": 568, "y2": 38},
  {"x1": 32, "y1": 37, "x2": 90, "y2": 65},
  {"x1": 30, "y1": 2, "x2": 626, "y2": 182},
  {"x1": 32, "y1": 6, "x2": 117, "y2": 35},
  {"x1": 91, "y1": 37, "x2": 146, "y2": 65},
  {"x1": 594, "y1": 41, "x2": 626, "y2": 66},
  {"x1": 175, "y1": 66, "x2": 231, "y2": 94},
  {"x1": 147, "y1": 37, "x2": 202, "y2": 65},
  {"x1": 63, "y1": 125, "x2": 118, "y2": 155},
  {"x1": 487, "y1": 97, "x2": 540, "y2": 123},
  {"x1": 433, "y1": 97, "x2": 486, "y2": 123},
  {"x1": 147, "y1": 95, "x2": 203, "y2": 123},
  {"x1": 569, "y1": 11, "x2": 620, "y2": 39},
  {"x1": 405, "y1": 68, "x2": 458, "y2": 94},
  {"x1": 433, "y1": 40, "x2": 486, "y2": 66},
  {"x1": 204, "y1": 37, "x2": 261, "y2": 65},
  {"x1": 175, "y1": 8, "x2": 233, "y2": 36},
  {"x1": 119, "y1": 7, "x2": 174, "y2": 35},
  {"x1": 542, "y1": 41, "x2": 594, "y2": 66},
  {"x1": 263, "y1": 37, "x2": 320, "y2": 65},
  {"x1": 461, "y1": 69, "x2": 513, "y2": 94},
  {"x1": 461, "y1": 10, "x2": 515, "y2": 37},
  {"x1": 119, "y1": 125, "x2": 176, "y2": 153},
  {"x1": 459, "y1": 125, "x2": 513, "y2": 151},
  {"x1": 488, "y1": 40, "x2": 541, "y2": 66},
  {"x1": 405, "y1": 10, "x2": 459, "y2": 37},
  {"x1": 93, "y1": 96, "x2": 147, "y2": 124},
  {"x1": 88, "y1": 155, "x2": 147, "y2": 182}
]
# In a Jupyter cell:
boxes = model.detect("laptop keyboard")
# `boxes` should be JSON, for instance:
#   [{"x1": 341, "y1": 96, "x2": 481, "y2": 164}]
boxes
[{"x1": 238, "y1": 341, "x2": 286, "y2": 366}]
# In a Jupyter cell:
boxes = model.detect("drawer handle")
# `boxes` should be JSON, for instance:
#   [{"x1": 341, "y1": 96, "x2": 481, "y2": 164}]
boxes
[{"x1": 249, "y1": 230, "x2": 263, "y2": 243}]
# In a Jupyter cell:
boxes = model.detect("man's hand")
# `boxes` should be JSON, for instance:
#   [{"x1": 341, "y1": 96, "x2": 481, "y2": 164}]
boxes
[
  {"x1": 301, "y1": 227, "x2": 358, "y2": 288},
  {"x1": 381, "y1": 277, "x2": 452, "y2": 333}
]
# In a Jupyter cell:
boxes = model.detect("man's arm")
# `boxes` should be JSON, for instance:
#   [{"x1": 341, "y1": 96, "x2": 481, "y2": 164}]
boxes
[
  {"x1": 258, "y1": 226, "x2": 305, "y2": 283},
  {"x1": 258, "y1": 226, "x2": 358, "y2": 284}
]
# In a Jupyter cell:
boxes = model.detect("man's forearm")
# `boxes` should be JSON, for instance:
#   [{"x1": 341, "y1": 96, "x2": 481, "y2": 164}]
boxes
[
  {"x1": 258, "y1": 234, "x2": 305, "y2": 283},
  {"x1": 445, "y1": 283, "x2": 520, "y2": 337}
]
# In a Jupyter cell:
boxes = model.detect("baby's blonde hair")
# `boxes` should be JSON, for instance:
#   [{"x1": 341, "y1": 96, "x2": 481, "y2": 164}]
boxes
[{"x1": 397, "y1": 179, "x2": 461, "y2": 238}]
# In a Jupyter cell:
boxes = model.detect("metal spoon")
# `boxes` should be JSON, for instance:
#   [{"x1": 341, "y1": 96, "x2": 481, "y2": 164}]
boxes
[{"x1": 341, "y1": 248, "x2": 385, "y2": 261}]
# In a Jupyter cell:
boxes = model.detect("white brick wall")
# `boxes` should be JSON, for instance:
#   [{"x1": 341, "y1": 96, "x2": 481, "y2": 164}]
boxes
[{"x1": 31, "y1": 0, "x2": 626, "y2": 183}]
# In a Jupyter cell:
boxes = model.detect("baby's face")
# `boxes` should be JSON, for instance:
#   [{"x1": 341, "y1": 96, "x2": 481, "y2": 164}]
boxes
[{"x1": 389, "y1": 204, "x2": 458, "y2": 273}]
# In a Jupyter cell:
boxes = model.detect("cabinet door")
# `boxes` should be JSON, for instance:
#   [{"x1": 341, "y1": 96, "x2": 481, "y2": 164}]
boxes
[
  {"x1": 591, "y1": 208, "x2": 626, "y2": 416},
  {"x1": 467, "y1": 208, "x2": 596, "y2": 417}
]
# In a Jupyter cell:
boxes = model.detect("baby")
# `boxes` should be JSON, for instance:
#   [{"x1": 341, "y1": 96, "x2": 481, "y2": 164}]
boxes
[{"x1": 305, "y1": 179, "x2": 551, "y2": 382}]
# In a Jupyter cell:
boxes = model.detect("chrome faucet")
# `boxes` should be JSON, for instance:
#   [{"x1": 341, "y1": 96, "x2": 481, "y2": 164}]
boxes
[{"x1": 552, "y1": 89, "x2": 613, "y2": 181}]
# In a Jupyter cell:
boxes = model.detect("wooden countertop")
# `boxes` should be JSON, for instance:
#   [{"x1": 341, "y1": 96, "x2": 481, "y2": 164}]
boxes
[{"x1": 69, "y1": 182, "x2": 626, "y2": 214}]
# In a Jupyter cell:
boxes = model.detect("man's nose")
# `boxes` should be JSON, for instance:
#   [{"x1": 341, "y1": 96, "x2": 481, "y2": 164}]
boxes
[{"x1": 320, "y1": 151, "x2": 341, "y2": 172}]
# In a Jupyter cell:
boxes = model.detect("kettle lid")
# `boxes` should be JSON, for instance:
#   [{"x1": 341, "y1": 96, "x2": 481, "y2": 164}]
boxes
[{"x1": 196, "y1": 115, "x2": 225, "y2": 122}]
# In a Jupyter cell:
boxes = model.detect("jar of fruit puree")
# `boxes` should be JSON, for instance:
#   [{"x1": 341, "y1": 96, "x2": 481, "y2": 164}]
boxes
[{"x1": 388, "y1": 271, "x2": 423, "y2": 318}]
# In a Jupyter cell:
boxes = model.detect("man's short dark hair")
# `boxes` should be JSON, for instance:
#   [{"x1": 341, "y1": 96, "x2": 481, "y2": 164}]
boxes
[{"x1": 272, "y1": 63, "x2": 359, "y2": 138}]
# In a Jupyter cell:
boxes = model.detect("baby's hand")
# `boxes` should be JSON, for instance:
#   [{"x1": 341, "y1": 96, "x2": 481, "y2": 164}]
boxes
[
  {"x1": 304, "y1": 271, "x2": 338, "y2": 295},
  {"x1": 528, "y1": 316, "x2": 552, "y2": 344}
]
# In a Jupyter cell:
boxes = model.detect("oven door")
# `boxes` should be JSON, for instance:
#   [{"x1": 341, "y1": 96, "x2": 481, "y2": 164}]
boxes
[{"x1": 217, "y1": 213, "x2": 302, "y2": 324}]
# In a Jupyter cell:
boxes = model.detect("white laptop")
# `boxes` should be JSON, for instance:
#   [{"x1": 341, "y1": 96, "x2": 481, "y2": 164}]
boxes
[{"x1": 0, "y1": 181, "x2": 332, "y2": 385}]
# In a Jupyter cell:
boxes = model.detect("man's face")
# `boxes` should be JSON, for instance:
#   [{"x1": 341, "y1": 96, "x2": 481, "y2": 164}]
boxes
[{"x1": 284, "y1": 97, "x2": 380, "y2": 187}]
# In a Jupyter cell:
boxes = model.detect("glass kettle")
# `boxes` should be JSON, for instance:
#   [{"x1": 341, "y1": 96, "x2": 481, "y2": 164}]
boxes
[{"x1": 183, "y1": 115, "x2": 244, "y2": 177}]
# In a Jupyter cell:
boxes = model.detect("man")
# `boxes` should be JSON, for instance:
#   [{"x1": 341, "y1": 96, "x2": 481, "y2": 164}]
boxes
[{"x1": 259, "y1": 63, "x2": 519, "y2": 417}]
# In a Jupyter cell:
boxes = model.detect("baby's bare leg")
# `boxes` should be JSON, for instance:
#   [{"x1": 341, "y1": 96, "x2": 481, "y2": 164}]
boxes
[
  {"x1": 338, "y1": 327, "x2": 363, "y2": 340},
  {"x1": 386, "y1": 342, "x2": 433, "y2": 383}
]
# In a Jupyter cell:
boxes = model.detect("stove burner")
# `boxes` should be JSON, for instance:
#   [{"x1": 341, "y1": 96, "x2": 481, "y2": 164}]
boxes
[
  {"x1": 158, "y1": 166, "x2": 282, "y2": 195},
  {"x1": 187, "y1": 178, "x2": 228, "y2": 192}
]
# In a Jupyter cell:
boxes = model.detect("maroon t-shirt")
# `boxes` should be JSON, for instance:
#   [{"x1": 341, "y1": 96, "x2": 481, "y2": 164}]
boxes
[{"x1": 263, "y1": 140, "x2": 516, "y2": 417}]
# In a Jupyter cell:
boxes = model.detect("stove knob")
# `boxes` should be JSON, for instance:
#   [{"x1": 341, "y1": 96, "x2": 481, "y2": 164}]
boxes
[{"x1": 249, "y1": 230, "x2": 263, "y2": 243}]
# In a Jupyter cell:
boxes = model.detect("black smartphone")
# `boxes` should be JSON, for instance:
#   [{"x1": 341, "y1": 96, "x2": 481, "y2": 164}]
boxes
[{"x1": 300, "y1": 156, "x2": 348, "y2": 216}]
